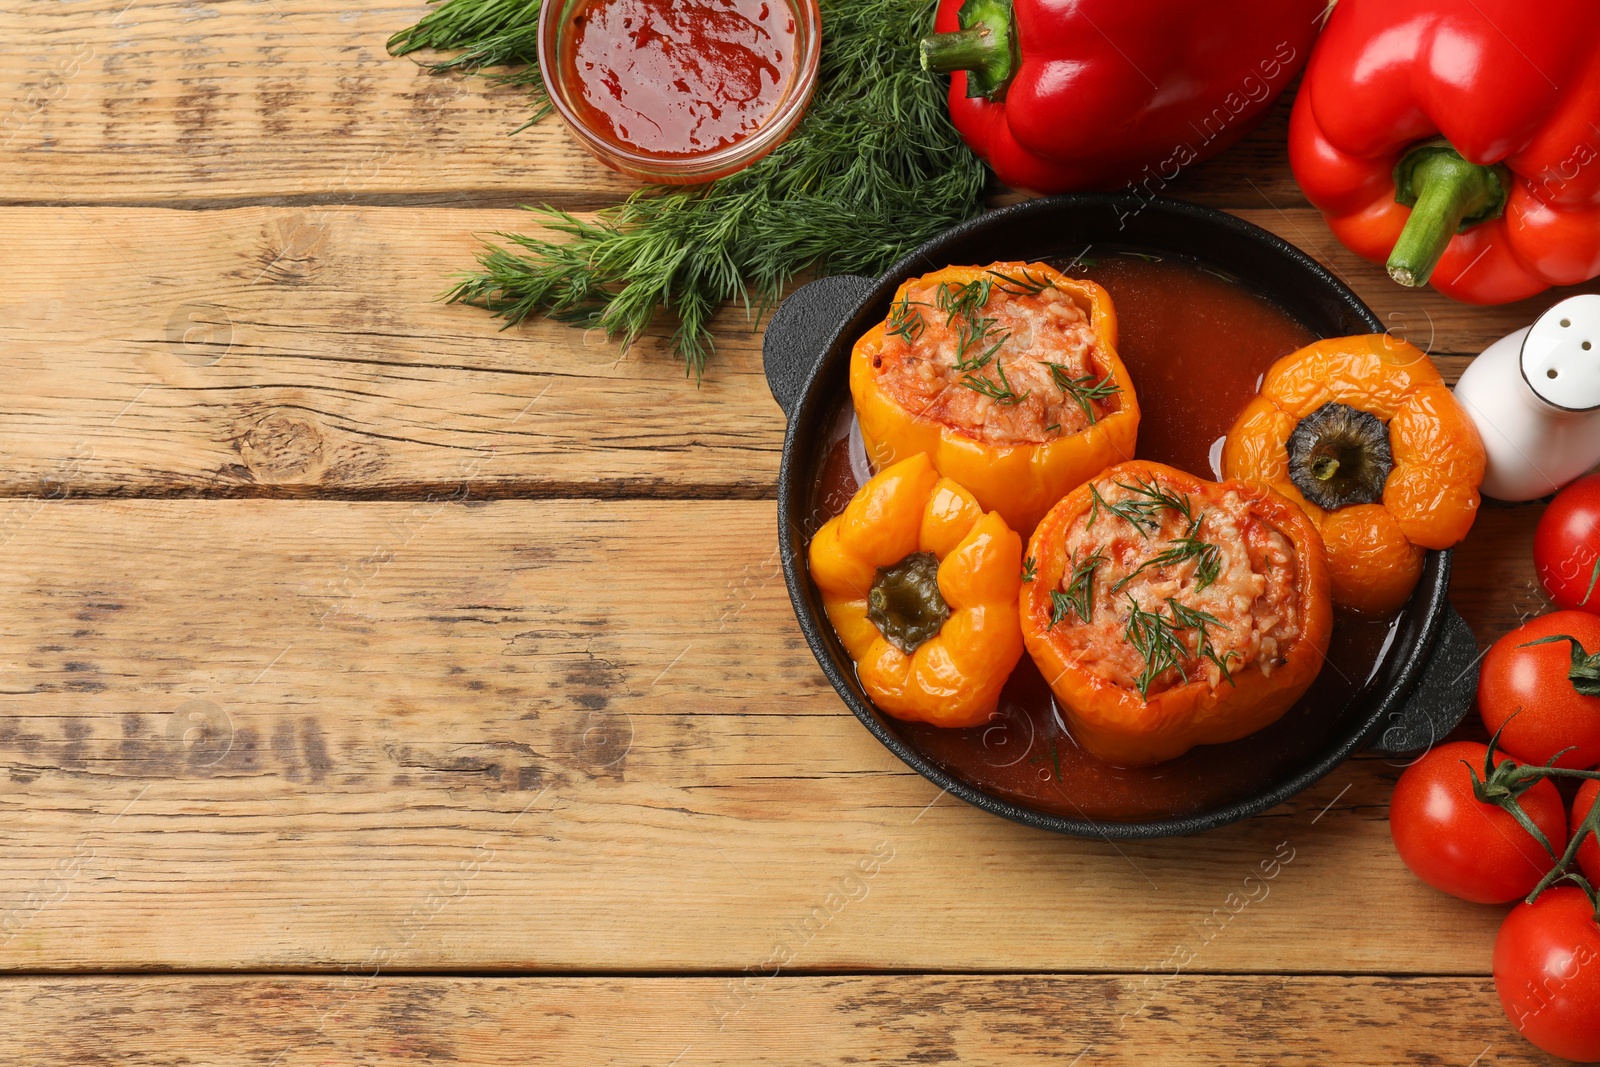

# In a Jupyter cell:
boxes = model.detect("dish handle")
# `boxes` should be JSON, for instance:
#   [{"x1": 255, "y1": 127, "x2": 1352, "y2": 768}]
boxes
[
  {"x1": 1366, "y1": 603, "x2": 1479, "y2": 757},
  {"x1": 763, "y1": 274, "x2": 876, "y2": 417}
]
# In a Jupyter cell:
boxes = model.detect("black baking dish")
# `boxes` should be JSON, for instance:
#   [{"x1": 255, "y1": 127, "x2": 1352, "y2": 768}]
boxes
[{"x1": 763, "y1": 194, "x2": 1478, "y2": 839}]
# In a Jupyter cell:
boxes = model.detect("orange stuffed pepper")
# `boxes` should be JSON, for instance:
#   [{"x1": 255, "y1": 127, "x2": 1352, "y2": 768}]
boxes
[
  {"x1": 851, "y1": 261, "x2": 1139, "y2": 536},
  {"x1": 1223, "y1": 335, "x2": 1485, "y2": 615},
  {"x1": 809, "y1": 453, "x2": 1025, "y2": 728},
  {"x1": 1021, "y1": 461, "x2": 1332, "y2": 767}
]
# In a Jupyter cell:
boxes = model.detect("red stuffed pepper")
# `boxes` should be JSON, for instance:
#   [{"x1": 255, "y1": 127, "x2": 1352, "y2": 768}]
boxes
[
  {"x1": 920, "y1": 0, "x2": 1324, "y2": 195},
  {"x1": 1291, "y1": 0, "x2": 1600, "y2": 303}
]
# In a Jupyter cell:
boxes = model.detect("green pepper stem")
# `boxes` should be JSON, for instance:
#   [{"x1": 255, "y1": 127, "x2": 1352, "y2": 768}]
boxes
[
  {"x1": 1388, "y1": 145, "x2": 1507, "y2": 288},
  {"x1": 920, "y1": 27, "x2": 997, "y2": 73},
  {"x1": 918, "y1": 0, "x2": 1017, "y2": 100}
]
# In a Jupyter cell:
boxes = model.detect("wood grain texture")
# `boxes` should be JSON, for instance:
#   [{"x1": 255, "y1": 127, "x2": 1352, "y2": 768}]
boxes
[
  {"x1": 0, "y1": 497, "x2": 1543, "y2": 972},
  {"x1": 0, "y1": 205, "x2": 778, "y2": 498},
  {"x1": 0, "y1": 0, "x2": 626, "y2": 207},
  {"x1": 0, "y1": 974, "x2": 1563, "y2": 1066},
  {"x1": 2, "y1": 203, "x2": 1596, "y2": 498},
  {"x1": 0, "y1": 0, "x2": 1306, "y2": 210},
  {"x1": 1, "y1": 0, "x2": 1582, "y2": 1052}
]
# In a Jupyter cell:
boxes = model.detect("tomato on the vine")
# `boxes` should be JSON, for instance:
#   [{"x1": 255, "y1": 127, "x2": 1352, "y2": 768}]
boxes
[
  {"x1": 1494, "y1": 887, "x2": 1600, "y2": 1063},
  {"x1": 1390, "y1": 741, "x2": 1567, "y2": 904},
  {"x1": 1577, "y1": 779, "x2": 1600, "y2": 889},
  {"x1": 1537, "y1": 473, "x2": 1600, "y2": 614},
  {"x1": 1479, "y1": 611, "x2": 1600, "y2": 770}
]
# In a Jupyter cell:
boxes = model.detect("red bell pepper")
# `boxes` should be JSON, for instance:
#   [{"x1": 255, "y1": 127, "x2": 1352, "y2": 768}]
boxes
[
  {"x1": 919, "y1": 0, "x2": 1324, "y2": 195},
  {"x1": 1291, "y1": 0, "x2": 1600, "y2": 303}
]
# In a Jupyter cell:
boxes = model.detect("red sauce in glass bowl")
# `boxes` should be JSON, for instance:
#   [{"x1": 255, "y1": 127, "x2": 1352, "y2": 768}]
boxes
[
  {"x1": 542, "y1": 0, "x2": 818, "y2": 181},
  {"x1": 562, "y1": 0, "x2": 797, "y2": 157}
]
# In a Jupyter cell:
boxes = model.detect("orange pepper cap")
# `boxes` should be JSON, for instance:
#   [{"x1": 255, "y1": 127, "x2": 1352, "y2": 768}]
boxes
[{"x1": 1223, "y1": 334, "x2": 1484, "y2": 614}]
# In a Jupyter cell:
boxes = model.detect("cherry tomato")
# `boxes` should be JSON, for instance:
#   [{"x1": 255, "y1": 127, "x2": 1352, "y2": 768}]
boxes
[
  {"x1": 1390, "y1": 741, "x2": 1567, "y2": 904},
  {"x1": 1479, "y1": 611, "x2": 1600, "y2": 770},
  {"x1": 1494, "y1": 887, "x2": 1600, "y2": 1062},
  {"x1": 1577, "y1": 780, "x2": 1600, "y2": 888},
  {"x1": 1537, "y1": 473, "x2": 1600, "y2": 614}
]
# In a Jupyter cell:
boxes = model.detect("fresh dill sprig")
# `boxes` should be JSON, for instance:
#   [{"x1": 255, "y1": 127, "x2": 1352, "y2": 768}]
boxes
[
  {"x1": 1087, "y1": 476, "x2": 1193, "y2": 535},
  {"x1": 1048, "y1": 591, "x2": 1076, "y2": 628},
  {"x1": 1177, "y1": 524, "x2": 1223, "y2": 592},
  {"x1": 1124, "y1": 596, "x2": 1190, "y2": 699},
  {"x1": 936, "y1": 278, "x2": 994, "y2": 326},
  {"x1": 1111, "y1": 513, "x2": 1223, "y2": 594},
  {"x1": 986, "y1": 267, "x2": 1053, "y2": 296},
  {"x1": 1050, "y1": 552, "x2": 1104, "y2": 627},
  {"x1": 1122, "y1": 595, "x2": 1239, "y2": 699},
  {"x1": 929, "y1": 274, "x2": 1023, "y2": 380},
  {"x1": 1041, "y1": 365, "x2": 1119, "y2": 426},
  {"x1": 1165, "y1": 598, "x2": 1239, "y2": 684},
  {"x1": 1088, "y1": 484, "x2": 1138, "y2": 532},
  {"x1": 387, "y1": 0, "x2": 551, "y2": 131},
  {"x1": 962, "y1": 358, "x2": 1030, "y2": 405},
  {"x1": 399, "y1": 0, "x2": 987, "y2": 376},
  {"x1": 1119, "y1": 476, "x2": 1194, "y2": 522},
  {"x1": 1021, "y1": 556, "x2": 1037, "y2": 583},
  {"x1": 886, "y1": 294, "x2": 928, "y2": 344},
  {"x1": 954, "y1": 324, "x2": 1006, "y2": 371}
]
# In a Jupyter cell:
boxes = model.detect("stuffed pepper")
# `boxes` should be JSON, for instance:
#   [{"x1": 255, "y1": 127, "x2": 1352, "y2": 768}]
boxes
[
  {"x1": 1021, "y1": 461, "x2": 1332, "y2": 767},
  {"x1": 852, "y1": 261, "x2": 1139, "y2": 536},
  {"x1": 809, "y1": 453, "x2": 1025, "y2": 728},
  {"x1": 1223, "y1": 335, "x2": 1486, "y2": 615}
]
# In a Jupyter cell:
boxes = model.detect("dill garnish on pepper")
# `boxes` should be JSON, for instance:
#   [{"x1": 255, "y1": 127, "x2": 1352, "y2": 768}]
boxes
[{"x1": 851, "y1": 261, "x2": 1141, "y2": 536}]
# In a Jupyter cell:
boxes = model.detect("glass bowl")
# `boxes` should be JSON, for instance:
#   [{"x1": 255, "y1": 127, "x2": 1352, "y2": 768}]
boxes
[{"x1": 538, "y1": 0, "x2": 822, "y2": 185}]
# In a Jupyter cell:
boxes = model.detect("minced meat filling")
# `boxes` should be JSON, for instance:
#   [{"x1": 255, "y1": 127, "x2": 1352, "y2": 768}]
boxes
[
  {"x1": 1052, "y1": 474, "x2": 1302, "y2": 698},
  {"x1": 869, "y1": 275, "x2": 1117, "y2": 446}
]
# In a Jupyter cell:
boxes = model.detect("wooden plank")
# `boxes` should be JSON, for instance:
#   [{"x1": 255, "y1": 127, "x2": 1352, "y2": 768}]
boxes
[
  {"x1": 0, "y1": 0, "x2": 1306, "y2": 209},
  {"x1": 0, "y1": 0, "x2": 631, "y2": 207},
  {"x1": 0, "y1": 498, "x2": 1539, "y2": 972},
  {"x1": 1, "y1": 203, "x2": 1593, "y2": 498},
  {"x1": 0, "y1": 974, "x2": 1560, "y2": 1066},
  {"x1": 0, "y1": 205, "x2": 779, "y2": 498}
]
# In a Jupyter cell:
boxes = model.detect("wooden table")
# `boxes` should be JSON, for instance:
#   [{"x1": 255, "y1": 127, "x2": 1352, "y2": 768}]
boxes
[{"x1": 1, "y1": 3, "x2": 1592, "y2": 1063}]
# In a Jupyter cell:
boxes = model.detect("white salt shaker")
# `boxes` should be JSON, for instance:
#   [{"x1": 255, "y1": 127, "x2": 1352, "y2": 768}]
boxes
[{"x1": 1454, "y1": 294, "x2": 1600, "y2": 502}]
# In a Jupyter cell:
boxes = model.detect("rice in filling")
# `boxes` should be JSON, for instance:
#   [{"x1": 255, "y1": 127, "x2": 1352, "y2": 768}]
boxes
[
  {"x1": 870, "y1": 274, "x2": 1118, "y2": 446},
  {"x1": 1052, "y1": 473, "x2": 1302, "y2": 697}
]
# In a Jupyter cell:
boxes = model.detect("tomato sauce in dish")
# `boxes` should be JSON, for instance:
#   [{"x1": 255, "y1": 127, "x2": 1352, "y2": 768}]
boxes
[
  {"x1": 560, "y1": 0, "x2": 798, "y2": 159},
  {"x1": 809, "y1": 253, "x2": 1397, "y2": 823},
  {"x1": 1082, "y1": 255, "x2": 1315, "y2": 476}
]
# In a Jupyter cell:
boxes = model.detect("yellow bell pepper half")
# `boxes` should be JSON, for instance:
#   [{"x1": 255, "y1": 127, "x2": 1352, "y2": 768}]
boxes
[{"x1": 808, "y1": 453, "x2": 1026, "y2": 728}]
